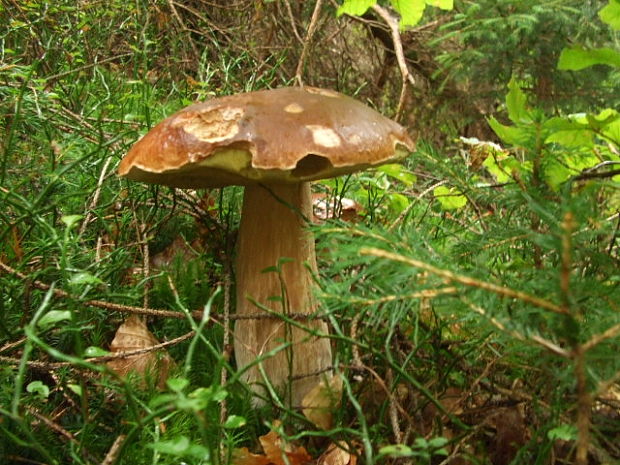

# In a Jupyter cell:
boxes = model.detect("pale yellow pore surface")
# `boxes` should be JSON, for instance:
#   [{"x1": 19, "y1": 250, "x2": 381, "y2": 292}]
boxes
[{"x1": 234, "y1": 183, "x2": 332, "y2": 406}]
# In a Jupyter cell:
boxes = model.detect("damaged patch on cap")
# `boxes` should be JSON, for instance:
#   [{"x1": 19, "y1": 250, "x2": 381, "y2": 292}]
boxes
[
  {"x1": 181, "y1": 107, "x2": 244, "y2": 143},
  {"x1": 284, "y1": 103, "x2": 304, "y2": 113},
  {"x1": 306, "y1": 125, "x2": 341, "y2": 148}
]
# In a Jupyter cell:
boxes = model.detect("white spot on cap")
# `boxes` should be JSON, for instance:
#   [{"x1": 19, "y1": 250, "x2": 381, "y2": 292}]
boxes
[
  {"x1": 284, "y1": 103, "x2": 304, "y2": 113},
  {"x1": 307, "y1": 125, "x2": 341, "y2": 148}
]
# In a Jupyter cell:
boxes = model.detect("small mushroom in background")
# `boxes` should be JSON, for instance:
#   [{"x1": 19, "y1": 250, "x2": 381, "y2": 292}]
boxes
[
  {"x1": 118, "y1": 86, "x2": 414, "y2": 406},
  {"x1": 312, "y1": 192, "x2": 363, "y2": 223}
]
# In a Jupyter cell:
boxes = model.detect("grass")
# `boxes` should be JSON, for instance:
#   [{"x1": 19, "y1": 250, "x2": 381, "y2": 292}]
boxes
[{"x1": 2, "y1": 2, "x2": 620, "y2": 465}]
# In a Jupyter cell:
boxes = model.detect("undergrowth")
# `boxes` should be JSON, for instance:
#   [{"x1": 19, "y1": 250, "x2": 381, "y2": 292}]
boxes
[{"x1": 1, "y1": 1, "x2": 619, "y2": 465}]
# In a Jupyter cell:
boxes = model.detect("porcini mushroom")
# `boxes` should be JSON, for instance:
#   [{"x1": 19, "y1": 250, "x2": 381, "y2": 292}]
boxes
[{"x1": 118, "y1": 87, "x2": 414, "y2": 405}]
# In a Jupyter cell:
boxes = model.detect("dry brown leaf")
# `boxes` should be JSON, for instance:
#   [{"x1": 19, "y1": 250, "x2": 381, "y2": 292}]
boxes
[
  {"x1": 301, "y1": 374, "x2": 343, "y2": 430},
  {"x1": 233, "y1": 448, "x2": 271, "y2": 465},
  {"x1": 106, "y1": 315, "x2": 173, "y2": 389},
  {"x1": 318, "y1": 442, "x2": 357, "y2": 465},
  {"x1": 233, "y1": 421, "x2": 313, "y2": 465}
]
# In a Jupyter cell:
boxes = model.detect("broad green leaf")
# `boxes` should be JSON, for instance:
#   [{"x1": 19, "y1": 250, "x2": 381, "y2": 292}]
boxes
[
  {"x1": 27, "y1": 381, "x2": 50, "y2": 399},
  {"x1": 67, "y1": 384, "x2": 82, "y2": 396},
  {"x1": 602, "y1": 117, "x2": 620, "y2": 144},
  {"x1": 483, "y1": 154, "x2": 512, "y2": 183},
  {"x1": 379, "y1": 444, "x2": 414, "y2": 457},
  {"x1": 544, "y1": 117, "x2": 594, "y2": 148},
  {"x1": 391, "y1": 0, "x2": 426, "y2": 27},
  {"x1": 337, "y1": 0, "x2": 376, "y2": 16},
  {"x1": 426, "y1": 0, "x2": 453, "y2": 10},
  {"x1": 433, "y1": 186, "x2": 468, "y2": 210},
  {"x1": 148, "y1": 436, "x2": 210, "y2": 459},
  {"x1": 167, "y1": 377, "x2": 189, "y2": 392},
  {"x1": 545, "y1": 129, "x2": 593, "y2": 148},
  {"x1": 587, "y1": 108, "x2": 620, "y2": 129},
  {"x1": 548, "y1": 424, "x2": 578, "y2": 441},
  {"x1": 37, "y1": 310, "x2": 72, "y2": 329},
  {"x1": 488, "y1": 117, "x2": 531, "y2": 146},
  {"x1": 388, "y1": 192, "x2": 410, "y2": 214},
  {"x1": 61, "y1": 214, "x2": 82, "y2": 228},
  {"x1": 223, "y1": 415, "x2": 247, "y2": 429},
  {"x1": 70, "y1": 272, "x2": 103, "y2": 286},
  {"x1": 542, "y1": 151, "x2": 599, "y2": 189},
  {"x1": 428, "y1": 437, "x2": 449, "y2": 449},
  {"x1": 558, "y1": 46, "x2": 620, "y2": 70},
  {"x1": 378, "y1": 163, "x2": 417, "y2": 186},
  {"x1": 506, "y1": 78, "x2": 531, "y2": 123},
  {"x1": 84, "y1": 346, "x2": 110, "y2": 357},
  {"x1": 599, "y1": 0, "x2": 620, "y2": 30}
]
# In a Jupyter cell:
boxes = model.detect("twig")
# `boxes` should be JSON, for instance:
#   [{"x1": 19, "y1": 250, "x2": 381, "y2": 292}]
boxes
[
  {"x1": 607, "y1": 209, "x2": 619, "y2": 255},
  {"x1": 0, "y1": 330, "x2": 195, "y2": 369},
  {"x1": 283, "y1": 0, "x2": 304, "y2": 43},
  {"x1": 0, "y1": 260, "x2": 329, "y2": 322},
  {"x1": 79, "y1": 156, "x2": 113, "y2": 236},
  {"x1": 166, "y1": 0, "x2": 200, "y2": 60},
  {"x1": 560, "y1": 212, "x2": 574, "y2": 313},
  {"x1": 350, "y1": 313, "x2": 363, "y2": 369},
  {"x1": 323, "y1": 287, "x2": 458, "y2": 305},
  {"x1": 370, "y1": 4, "x2": 415, "y2": 122},
  {"x1": 43, "y1": 53, "x2": 133, "y2": 82},
  {"x1": 575, "y1": 345, "x2": 591, "y2": 465},
  {"x1": 0, "y1": 337, "x2": 27, "y2": 354},
  {"x1": 140, "y1": 222, "x2": 150, "y2": 310},
  {"x1": 101, "y1": 435, "x2": 126, "y2": 465},
  {"x1": 294, "y1": 0, "x2": 324, "y2": 86},
  {"x1": 219, "y1": 270, "x2": 232, "y2": 426},
  {"x1": 466, "y1": 300, "x2": 570, "y2": 357},
  {"x1": 385, "y1": 368, "x2": 403, "y2": 443},
  {"x1": 361, "y1": 247, "x2": 569, "y2": 315},
  {"x1": 583, "y1": 321, "x2": 620, "y2": 352},
  {"x1": 27, "y1": 406, "x2": 97, "y2": 464}
]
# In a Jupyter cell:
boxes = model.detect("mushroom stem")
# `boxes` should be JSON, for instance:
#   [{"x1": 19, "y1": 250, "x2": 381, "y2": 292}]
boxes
[{"x1": 234, "y1": 183, "x2": 332, "y2": 405}]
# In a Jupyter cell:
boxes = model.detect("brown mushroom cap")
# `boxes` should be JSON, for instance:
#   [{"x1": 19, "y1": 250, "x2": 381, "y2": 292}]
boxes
[{"x1": 118, "y1": 86, "x2": 414, "y2": 188}]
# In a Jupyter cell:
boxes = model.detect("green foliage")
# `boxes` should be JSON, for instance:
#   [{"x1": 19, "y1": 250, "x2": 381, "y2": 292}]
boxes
[
  {"x1": 379, "y1": 437, "x2": 449, "y2": 463},
  {"x1": 600, "y1": 0, "x2": 620, "y2": 29},
  {"x1": 337, "y1": 0, "x2": 453, "y2": 27},
  {"x1": 436, "y1": 0, "x2": 620, "y2": 114},
  {"x1": 558, "y1": 46, "x2": 620, "y2": 70},
  {"x1": 1, "y1": 0, "x2": 619, "y2": 463}
]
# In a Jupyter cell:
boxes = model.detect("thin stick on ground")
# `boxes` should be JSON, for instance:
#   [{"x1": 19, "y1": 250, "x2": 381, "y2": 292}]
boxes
[
  {"x1": 0, "y1": 330, "x2": 195, "y2": 370},
  {"x1": 295, "y1": 0, "x2": 324, "y2": 86},
  {"x1": 361, "y1": 247, "x2": 569, "y2": 315},
  {"x1": 370, "y1": 4, "x2": 415, "y2": 122},
  {"x1": 79, "y1": 156, "x2": 113, "y2": 236}
]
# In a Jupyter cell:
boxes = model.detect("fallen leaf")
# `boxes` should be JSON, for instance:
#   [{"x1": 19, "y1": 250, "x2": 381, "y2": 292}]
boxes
[
  {"x1": 318, "y1": 442, "x2": 357, "y2": 465},
  {"x1": 301, "y1": 374, "x2": 343, "y2": 430},
  {"x1": 233, "y1": 421, "x2": 313, "y2": 465},
  {"x1": 106, "y1": 315, "x2": 173, "y2": 389},
  {"x1": 233, "y1": 448, "x2": 271, "y2": 465}
]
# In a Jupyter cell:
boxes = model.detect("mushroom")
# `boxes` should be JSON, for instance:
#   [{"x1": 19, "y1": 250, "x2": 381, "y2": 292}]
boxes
[{"x1": 118, "y1": 86, "x2": 414, "y2": 406}]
